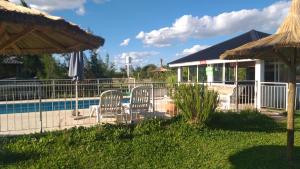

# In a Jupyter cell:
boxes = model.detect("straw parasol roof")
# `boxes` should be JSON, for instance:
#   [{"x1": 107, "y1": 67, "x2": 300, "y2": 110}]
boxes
[
  {"x1": 220, "y1": 0, "x2": 300, "y2": 61},
  {"x1": 151, "y1": 67, "x2": 169, "y2": 72},
  {"x1": 0, "y1": 0, "x2": 104, "y2": 55},
  {"x1": 152, "y1": 59, "x2": 170, "y2": 72}
]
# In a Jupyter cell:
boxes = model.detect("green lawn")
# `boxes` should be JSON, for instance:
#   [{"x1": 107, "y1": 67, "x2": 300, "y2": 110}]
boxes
[{"x1": 1, "y1": 112, "x2": 300, "y2": 169}]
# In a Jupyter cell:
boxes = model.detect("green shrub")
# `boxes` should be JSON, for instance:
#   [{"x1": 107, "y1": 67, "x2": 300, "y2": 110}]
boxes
[
  {"x1": 133, "y1": 118, "x2": 163, "y2": 135},
  {"x1": 112, "y1": 127, "x2": 132, "y2": 140},
  {"x1": 208, "y1": 110, "x2": 284, "y2": 132},
  {"x1": 173, "y1": 84, "x2": 219, "y2": 126},
  {"x1": 95, "y1": 124, "x2": 133, "y2": 141}
]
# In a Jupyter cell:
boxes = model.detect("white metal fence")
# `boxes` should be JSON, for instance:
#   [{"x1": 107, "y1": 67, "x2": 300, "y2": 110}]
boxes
[
  {"x1": 260, "y1": 82, "x2": 287, "y2": 110},
  {"x1": 260, "y1": 82, "x2": 300, "y2": 110},
  {"x1": 0, "y1": 78, "x2": 136, "y2": 101},
  {"x1": 0, "y1": 79, "x2": 174, "y2": 135},
  {"x1": 205, "y1": 81, "x2": 300, "y2": 111},
  {"x1": 0, "y1": 79, "x2": 296, "y2": 135}
]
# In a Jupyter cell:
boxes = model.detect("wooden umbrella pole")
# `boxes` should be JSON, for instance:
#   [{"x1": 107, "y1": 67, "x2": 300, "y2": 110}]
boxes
[
  {"x1": 287, "y1": 50, "x2": 296, "y2": 161},
  {"x1": 76, "y1": 80, "x2": 79, "y2": 117}
]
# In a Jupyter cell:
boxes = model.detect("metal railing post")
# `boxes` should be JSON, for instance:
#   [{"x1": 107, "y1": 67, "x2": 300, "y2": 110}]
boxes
[
  {"x1": 286, "y1": 83, "x2": 289, "y2": 111},
  {"x1": 97, "y1": 79, "x2": 100, "y2": 96},
  {"x1": 38, "y1": 84, "x2": 43, "y2": 133},
  {"x1": 152, "y1": 84, "x2": 155, "y2": 113},
  {"x1": 235, "y1": 62, "x2": 239, "y2": 112},
  {"x1": 133, "y1": 78, "x2": 136, "y2": 88},
  {"x1": 52, "y1": 80, "x2": 55, "y2": 99},
  {"x1": 255, "y1": 81, "x2": 258, "y2": 111}
]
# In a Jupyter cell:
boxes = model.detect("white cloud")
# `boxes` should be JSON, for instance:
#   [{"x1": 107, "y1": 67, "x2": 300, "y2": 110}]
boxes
[
  {"x1": 76, "y1": 6, "x2": 86, "y2": 16},
  {"x1": 10, "y1": 0, "x2": 108, "y2": 15},
  {"x1": 136, "y1": 1, "x2": 290, "y2": 47},
  {"x1": 176, "y1": 45, "x2": 210, "y2": 57},
  {"x1": 120, "y1": 38, "x2": 131, "y2": 47},
  {"x1": 114, "y1": 51, "x2": 159, "y2": 68}
]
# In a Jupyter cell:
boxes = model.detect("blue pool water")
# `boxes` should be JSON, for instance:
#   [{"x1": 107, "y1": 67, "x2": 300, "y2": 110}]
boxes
[{"x1": 0, "y1": 98, "x2": 130, "y2": 114}]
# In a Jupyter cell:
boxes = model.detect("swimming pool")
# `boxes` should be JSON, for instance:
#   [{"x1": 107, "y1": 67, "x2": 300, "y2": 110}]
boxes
[{"x1": 0, "y1": 98, "x2": 130, "y2": 114}]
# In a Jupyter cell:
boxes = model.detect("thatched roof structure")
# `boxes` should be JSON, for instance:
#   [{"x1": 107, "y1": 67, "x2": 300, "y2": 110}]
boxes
[
  {"x1": 152, "y1": 59, "x2": 169, "y2": 72},
  {"x1": 221, "y1": 0, "x2": 300, "y2": 60},
  {"x1": 151, "y1": 67, "x2": 169, "y2": 73},
  {"x1": 0, "y1": 0, "x2": 104, "y2": 55}
]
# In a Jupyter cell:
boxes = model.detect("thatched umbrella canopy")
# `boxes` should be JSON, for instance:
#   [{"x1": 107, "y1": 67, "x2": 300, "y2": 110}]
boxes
[
  {"x1": 151, "y1": 67, "x2": 169, "y2": 72},
  {"x1": 0, "y1": 0, "x2": 104, "y2": 55},
  {"x1": 0, "y1": 0, "x2": 104, "y2": 118},
  {"x1": 151, "y1": 59, "x2": 170, "y2": 72},
  {"x1": 221, "y1": 0, "x2": 300, "y2": 161}
]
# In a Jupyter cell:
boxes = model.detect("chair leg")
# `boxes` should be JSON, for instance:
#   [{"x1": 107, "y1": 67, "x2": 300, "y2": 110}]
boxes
[
  {"x1": 96, "y1": 107, "x2": 100, "y2": 123},
  {"x1": 90, "y1": 106, "x2": 98, "y2": 118},
  {"x1": 121, "y1": 107, "x2": 127, "y2": 124},
  {"x1": 89, "y1": 107, "x2": 93, "y2": 118},
  {"x1": 130, "y1": 110, "x2": 133, "y2": 124}
]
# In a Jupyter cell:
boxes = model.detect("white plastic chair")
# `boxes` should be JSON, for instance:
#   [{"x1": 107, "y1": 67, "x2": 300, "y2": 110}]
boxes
[
  {"x1": 89, "y1": 90, "x2": 123, "y2": 123},
  {"x1": 123, "y1": 86, "x2": 151, "y2": 123}
]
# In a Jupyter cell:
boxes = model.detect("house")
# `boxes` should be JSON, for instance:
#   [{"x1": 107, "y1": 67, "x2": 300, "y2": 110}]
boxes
[
  {"x1": 169, "y1": 30, "x2": 292, "y2": 110},
  {"x1": 169, "y1": 30, "x2": 272, "y2": 83}
]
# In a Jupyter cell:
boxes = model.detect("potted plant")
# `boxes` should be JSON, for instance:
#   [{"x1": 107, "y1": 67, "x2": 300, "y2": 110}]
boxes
[{"x1": 165, "y1": 73, "x2": 177, "y2": 116}]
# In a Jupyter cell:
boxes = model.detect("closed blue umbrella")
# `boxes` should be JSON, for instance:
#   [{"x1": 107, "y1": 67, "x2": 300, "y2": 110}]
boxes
[
  {"x1": 68, "y1": 51, "x2": 84, "y2": 117},
  {"x1": 69, "y1": 51, "x2": 84, "y2": 81}
]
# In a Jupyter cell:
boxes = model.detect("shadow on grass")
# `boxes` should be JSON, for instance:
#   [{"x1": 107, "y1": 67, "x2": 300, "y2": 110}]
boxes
[
  {"x1": 0, "y1": 149, "x2": 39, "y2": 165},
  {"x1": 294, "y1": 113, "x2": 300, "y2": 130},
  {"x1": 208, "y1": 111, "x2": 285, "y2": 132},
  {"x1": 230, "y1": 145, "x2": 300, "y2": 169}
]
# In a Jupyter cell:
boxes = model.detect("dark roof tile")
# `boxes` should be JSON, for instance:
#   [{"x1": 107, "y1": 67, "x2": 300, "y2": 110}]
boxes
[{"x1": 169, "y1": 30, "x2": 270, "y2": 65}]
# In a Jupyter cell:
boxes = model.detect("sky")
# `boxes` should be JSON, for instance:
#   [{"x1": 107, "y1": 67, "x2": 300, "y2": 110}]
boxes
[{"x1": 11, "y1": 0, "x2": 291, "y2": 69}]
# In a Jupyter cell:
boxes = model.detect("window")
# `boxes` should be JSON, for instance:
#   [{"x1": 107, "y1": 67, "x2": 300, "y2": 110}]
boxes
[
  {"x1": 213, "y1": 64, "x2": 223, "y2": 82},
  {"x1": 182, "y1": 67, "x2": 189, "y2": 82},
  {"x1": 198, "y1": 65, "x2": 207, "y2": 82},
  {"x1": 189, "y1": 66, "x2": 197, "y2": 82}
]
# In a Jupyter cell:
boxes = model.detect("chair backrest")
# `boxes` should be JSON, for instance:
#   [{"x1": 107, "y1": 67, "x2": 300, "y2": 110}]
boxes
[
  {"x1": 129, "y1": 86, "x2": 151, "y2": 112},
  {"x1": 99, "y1": 90, "x2": 123, "y2": 115}
]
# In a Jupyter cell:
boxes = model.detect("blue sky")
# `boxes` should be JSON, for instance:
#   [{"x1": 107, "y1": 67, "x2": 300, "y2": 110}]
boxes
[{"x1": 12, "y1": 0, "x2": 291, "y2": 69}]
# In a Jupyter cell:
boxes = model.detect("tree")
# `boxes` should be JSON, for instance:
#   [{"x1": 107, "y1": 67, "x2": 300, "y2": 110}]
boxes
[
  {"x1": 141, "y1": 64, "x2": 157, "y2": 79},
  {"x1": 103, "y1": 53, "x2": 116, "y2": 77},
  {"x1": 19, "y1": 55, "x2": 43, "y2": 78},
  {"x1": 105, "y1": 53, "x2": 109, "y2": 68},
  {"x1": 119, "y1": 67, "x2": 127, "y2": 78},
  {"x1": 106, "y1": 62, "x2": 116, "y2": 77},
  {"x1": 132, "y1": 64, "x2": 163, "y2": 80},
  {"x1": 37, "y1": 55, "x2": 65, "y2": 79},
  {"x1": 85, "y1": 49, "x2": 106, "y2": 78},
  {"x1": 133, "y1": 66, "x2": 142, "y2": 80}
]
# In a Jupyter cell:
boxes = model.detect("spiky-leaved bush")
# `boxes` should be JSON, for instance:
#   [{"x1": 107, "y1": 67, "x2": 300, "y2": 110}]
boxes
[{"x1": 174, "y1": 84, "x2": 219, "y2": 126}]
